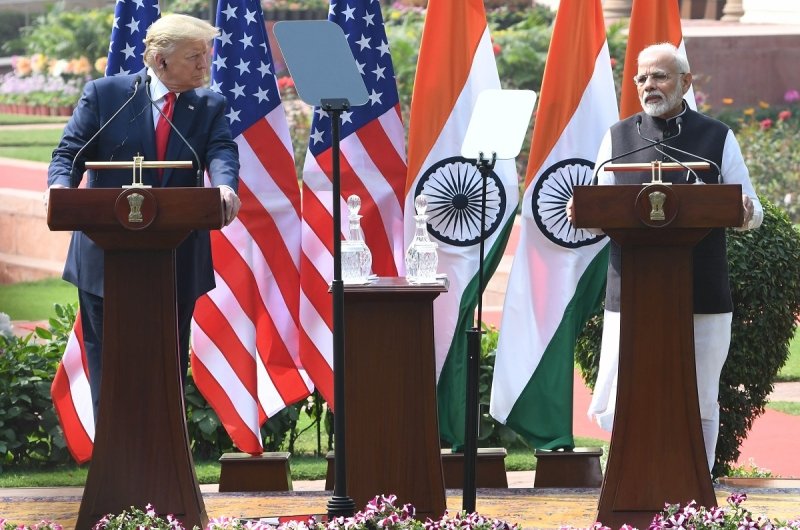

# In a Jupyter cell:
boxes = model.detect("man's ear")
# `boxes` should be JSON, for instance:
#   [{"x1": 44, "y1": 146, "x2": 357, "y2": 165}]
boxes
[{"x1": 682, "y1": 72, "x2": 693, "y2": 95}]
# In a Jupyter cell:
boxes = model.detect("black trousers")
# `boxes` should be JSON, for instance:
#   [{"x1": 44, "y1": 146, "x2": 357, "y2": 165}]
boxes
[{"x1": 78, "y1": 289, "x2": 195, "y2": 421}]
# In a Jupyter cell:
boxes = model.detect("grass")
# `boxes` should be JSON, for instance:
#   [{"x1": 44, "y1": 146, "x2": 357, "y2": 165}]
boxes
[
  {"x1": 765, "y1": 401, "x2": 800, "y2": 416},
  {"x1": 0, "y1": 278, "x2": 78, "y2": 321},
  {"x1": 0, "y1": 127, "x2": 64, "y2": 162},
  {"x1": 775, "y1": 332, "x2": 800, "y2": 381},
  {"x1": 0, "y1": 113, "x2": 68, "y2": 126}
]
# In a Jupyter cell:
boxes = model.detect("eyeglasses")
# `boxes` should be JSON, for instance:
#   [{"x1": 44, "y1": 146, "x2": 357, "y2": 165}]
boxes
[{"x1": 633, "y1": 72, "x2": 685, "y2": 86}]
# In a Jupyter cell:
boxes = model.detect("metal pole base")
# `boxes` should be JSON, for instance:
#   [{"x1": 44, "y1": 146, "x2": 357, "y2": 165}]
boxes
[{"x1": 327, "y1": 495, "x2": 357, "y2": 519}]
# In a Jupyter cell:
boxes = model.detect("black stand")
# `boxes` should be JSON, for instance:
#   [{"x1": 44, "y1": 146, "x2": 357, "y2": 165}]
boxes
[
  {"x1": 324, "y1": 98, "x2": 357, "y2": 519},
  {"x1": 273, "y1": 20, "x2": 368, "y2": 519},
  {"x1": 463, "y1": 151, "x2": 496, "y2": 513}
]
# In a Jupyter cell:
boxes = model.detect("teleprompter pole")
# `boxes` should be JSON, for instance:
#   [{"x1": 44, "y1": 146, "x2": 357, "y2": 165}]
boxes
[
  {"x1": 463, "y1": 152, "x2": 497, "y2": 513},
  {"x1": 324, "y1": 98, "x2": 357, "y2": 520}
]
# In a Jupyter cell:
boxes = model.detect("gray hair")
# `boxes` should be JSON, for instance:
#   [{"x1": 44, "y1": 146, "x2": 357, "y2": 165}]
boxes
[
  {"x1": 638, "y1": 42, "x2": 691, "y2": 73},
  {"x1": 143, "y1": 14, "x2": 219, "y2": 68}
]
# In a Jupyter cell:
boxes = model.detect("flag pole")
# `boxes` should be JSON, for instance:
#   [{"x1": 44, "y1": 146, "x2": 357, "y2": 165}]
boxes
[
  {"x1": 463, "y1": 151, "x2": 497, "y2": 513},
  {"x1": 324, "y1": 97, "x2": 357, "y2": 520}
]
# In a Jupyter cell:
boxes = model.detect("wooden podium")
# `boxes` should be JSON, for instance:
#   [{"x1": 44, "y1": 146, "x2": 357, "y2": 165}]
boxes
[
  {"x1": 330, "y1": 277, "x2": 447, "y2": 519},
  {"x1": 47, "y1": 186, "x2": 222, "y2": 530},
  {"x1": 572, "y1": 182, "x2": 743, "y2": 529}
]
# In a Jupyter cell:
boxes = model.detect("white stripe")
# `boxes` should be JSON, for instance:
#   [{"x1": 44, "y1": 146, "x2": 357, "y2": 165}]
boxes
[
  {"x1": 378, "y1": 107, "x2": 407, "y2": 163},
  {"x1": 191, "y1": 324, "x2": 262, "y2": 441},
  {"x1": 299, "y1": 290, "x2": 333, "y2": 368},
  {"x1": 63, "y1": 333, "x2": 95, "y2": 439}
]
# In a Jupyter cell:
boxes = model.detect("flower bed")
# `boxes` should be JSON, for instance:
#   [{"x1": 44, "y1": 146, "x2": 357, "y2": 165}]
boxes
[{"x1": 0, "y1": 54, "x2": 96, "y2": 116}]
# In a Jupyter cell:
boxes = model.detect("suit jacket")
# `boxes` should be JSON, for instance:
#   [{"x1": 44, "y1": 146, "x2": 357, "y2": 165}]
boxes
[{"x1": 48, "y1": 70, "x2": 239, "y2": 302}]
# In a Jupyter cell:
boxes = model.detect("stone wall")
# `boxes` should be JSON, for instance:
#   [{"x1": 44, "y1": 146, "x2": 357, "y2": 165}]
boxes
[
  {"x1": 683, "y1": 22, "x2": 800, "y2": 109},
  {"x1": 0, "y1": 188, "x2": 69, "y2": 283}
]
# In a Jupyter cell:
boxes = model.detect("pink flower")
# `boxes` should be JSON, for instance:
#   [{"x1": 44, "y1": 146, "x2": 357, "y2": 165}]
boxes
[
  {"x1": 779, "y1": 110, "x2": 792, "y2": 121},
  {"x1": 784, "y1": 89, "x2": 800, "y2": 103},
  {"x1": 760, "y1": 118, "x2": 773, "y2": 130}
]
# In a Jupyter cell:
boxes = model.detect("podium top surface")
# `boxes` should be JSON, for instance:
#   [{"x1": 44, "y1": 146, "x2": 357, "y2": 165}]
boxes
[
  {"x1": 571, "y1": 183, "x2": 743, "y2": 230},
  {"x1": 342, "y1": 276, "x2": 448, "y2": 294},
  {"x1": 47, "y1": 187, "x2": 223, "y2": 233}
]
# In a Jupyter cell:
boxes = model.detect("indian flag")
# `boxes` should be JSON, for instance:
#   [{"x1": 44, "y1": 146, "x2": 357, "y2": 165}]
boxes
[
  {"x1": 404, "y1": 0, "x2": 520, "y2": 447},
  {"x1": 489, "y1": 0, "x2": 618, "y2": 449},
  {"x1": 620, "y1": 0, "x2": 696, "y2": 118}
]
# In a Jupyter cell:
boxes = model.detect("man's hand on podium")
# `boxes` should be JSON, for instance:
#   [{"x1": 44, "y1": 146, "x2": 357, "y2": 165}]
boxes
[
  {"x1": 741, "y1": 194, "x2": 754, "y2": 229},
  {"x1": 219, "y1": 185, "x2": 241, "y2": 226},
  {"x1": 43, "y1": 184, "x2": 67, "y2": 211}
]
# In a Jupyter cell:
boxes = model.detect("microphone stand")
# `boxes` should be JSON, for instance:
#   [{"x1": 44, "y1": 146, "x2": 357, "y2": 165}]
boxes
[
  {"x1": 463, "y1": 150, "x2": 496, "y2": 513},
  {"x1": 323, "y1": 97, "x2": 357, "y2": 520}
]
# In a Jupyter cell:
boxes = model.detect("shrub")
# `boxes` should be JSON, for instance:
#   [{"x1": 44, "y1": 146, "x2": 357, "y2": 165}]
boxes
[
  {"x1": 0, "y1": 305, "x2": 75, "y2": 470},
  {"x1": 574, "y1": 197, "x2": 800, "y2": 476},
  {"x1": 20, "y1": 6, "x2": 113, "y2": 64}
]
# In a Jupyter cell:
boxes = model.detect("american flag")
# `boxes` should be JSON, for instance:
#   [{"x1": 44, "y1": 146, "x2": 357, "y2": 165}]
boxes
[
  {"x1": 106, "y1": 0, "x2": 161, "y2": 76},
  {"x1": 51, "y1": 0, "x2": 161, "y2": 463},
  {"x1": 299, "y1": 0, "x2": 407, "y2": 406},
  {"x1": 190, "y1": 0, "x2": 313, "y2": 454}
]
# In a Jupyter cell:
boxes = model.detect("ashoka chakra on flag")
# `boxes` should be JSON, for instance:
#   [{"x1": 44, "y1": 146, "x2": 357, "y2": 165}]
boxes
[
  {"x1": 414, "y1": 156, "x2": 507, "y2": 247},
  {"x1": 531, "y1": 157, "x2": 606, "y2": 249}
]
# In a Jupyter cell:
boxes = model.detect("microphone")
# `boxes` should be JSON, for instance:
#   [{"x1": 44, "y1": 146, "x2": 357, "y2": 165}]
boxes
[
  {"x1": 70, "y1": 75, "x2": 143, "y2": 187},
  {"x1": 590, "y1": 115, "x2": 679, "y2": 185},
  {"x1": 651, "y1": 117, "x2": 723, "y2": 184},
  {"x1": 145, "y1": 75, "x2": 203, "y2": 187},
  {"x1": 636, "y1": 117, "x2": 701, "y2": 184}
]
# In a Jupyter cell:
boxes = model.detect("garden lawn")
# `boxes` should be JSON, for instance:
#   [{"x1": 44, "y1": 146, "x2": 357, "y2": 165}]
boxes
[
  {"x1": 0, "y1": 278, "x2": 78, "y2": 321},
  {"x1": 776, "y1": 332, "x2": 800, "y2": 381},
  {"x1": 0, "y1": 127, "x2": 64, "y2": 162},
  {"x1": 0, "y1": 113, "x2": 68, "y2": 126}
]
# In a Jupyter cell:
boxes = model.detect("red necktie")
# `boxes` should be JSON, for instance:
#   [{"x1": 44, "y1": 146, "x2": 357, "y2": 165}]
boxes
[{"x1": 155, "y1": 91, "x2": 176, "y2": 182}]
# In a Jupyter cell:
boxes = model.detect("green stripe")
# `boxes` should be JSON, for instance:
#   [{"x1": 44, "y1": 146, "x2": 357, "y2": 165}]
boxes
[
  {"x1": 505, "y1": 244, "x2": 609, "y2": 449},
  {"x1": 437, "y1": 215, "x2": 517, "y2": 447}
]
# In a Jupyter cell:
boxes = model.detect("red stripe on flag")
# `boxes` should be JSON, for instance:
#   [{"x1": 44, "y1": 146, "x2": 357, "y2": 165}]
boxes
[
  {"x1": 193, "y1": 295, "x2": 260, "y2": 403},
  {"x1": 357, "y1": 116, "x2": 406, "y2": 205},
  {"x1": 302, "y1": 184, "x2": 337, "y2": 256},
  {"x1": 190, "y1": 351, "x2": 263, "y2": 454},
  {"x1": 243, "y1": 121, "x2": 301, "y2": 217},
  {"x1": 51, "y1": 314, "x2": 93, "y2": 463},
  {"x1": 311, "y1": 148, "x2": 397, "y2": 277},
  {"x1": 299, "y1": 328, "x2": 334, "y2": 407},
  {"x1": 300, "y1": 252, "x2": 333, "y2": 326},
  {"x1": 235, "y1": 181, "x2": 300, "y2": 323},
  {"x1": 207, "y1": 232, "x2": 308, "y2": 401}
]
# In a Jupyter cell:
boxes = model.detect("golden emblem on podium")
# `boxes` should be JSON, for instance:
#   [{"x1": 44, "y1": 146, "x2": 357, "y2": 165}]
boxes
[
  {"x1": 648, "y1": 190, "x2": 666, "y2": 221},
  {"x1": 127, "y1": 192, "x2": 145, "y2": 223}
]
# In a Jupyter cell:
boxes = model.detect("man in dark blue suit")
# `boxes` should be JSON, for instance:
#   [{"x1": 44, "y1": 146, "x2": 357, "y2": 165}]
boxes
[{"x1": 47, "y1": 14, "x2": 241, "y2": 418}]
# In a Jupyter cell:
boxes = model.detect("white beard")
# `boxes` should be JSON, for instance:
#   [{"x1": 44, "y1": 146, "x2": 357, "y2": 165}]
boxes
[{"x1": 641, "y1": 87, "x2": 683, "y2": 117}]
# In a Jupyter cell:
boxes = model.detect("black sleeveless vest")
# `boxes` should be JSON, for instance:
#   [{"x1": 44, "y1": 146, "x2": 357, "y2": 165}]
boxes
[{"x1": 605, "y1": 104, "x2": 733, "y2": 314}]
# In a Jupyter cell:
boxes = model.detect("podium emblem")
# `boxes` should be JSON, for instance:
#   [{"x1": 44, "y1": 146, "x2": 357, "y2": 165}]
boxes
[
  {"x1": 114, "y1": 188, "x2": 157, "y2": 230},
  {"x1": 648, "y1": 191, "x2": 666, "y2": 221},
  {"x1": 635, "y1": 184, "x2": 678, "y2": 227},
  {"x1": 127, "y1": 193, "x2": 145, "y2": 223},
  {"x1": 415, "y1": 156, "x2": 507, "y2": 247},
  {"x1": 532, "y1": 158, "x2": 606, "y2": 249}
]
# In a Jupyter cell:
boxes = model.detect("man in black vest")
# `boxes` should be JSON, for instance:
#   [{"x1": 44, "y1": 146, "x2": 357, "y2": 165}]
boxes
[{"x1": 567, "y1": 43, "x2": 762, "y2": 472}]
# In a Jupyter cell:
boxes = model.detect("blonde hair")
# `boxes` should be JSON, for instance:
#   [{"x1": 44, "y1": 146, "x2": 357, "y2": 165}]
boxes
[
  {"x1": 143, "y1": 14, "x2": 219, "y2": 67},
  {"x1": 638, "y1": 42, "x2": 691, "y2": 74}
]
